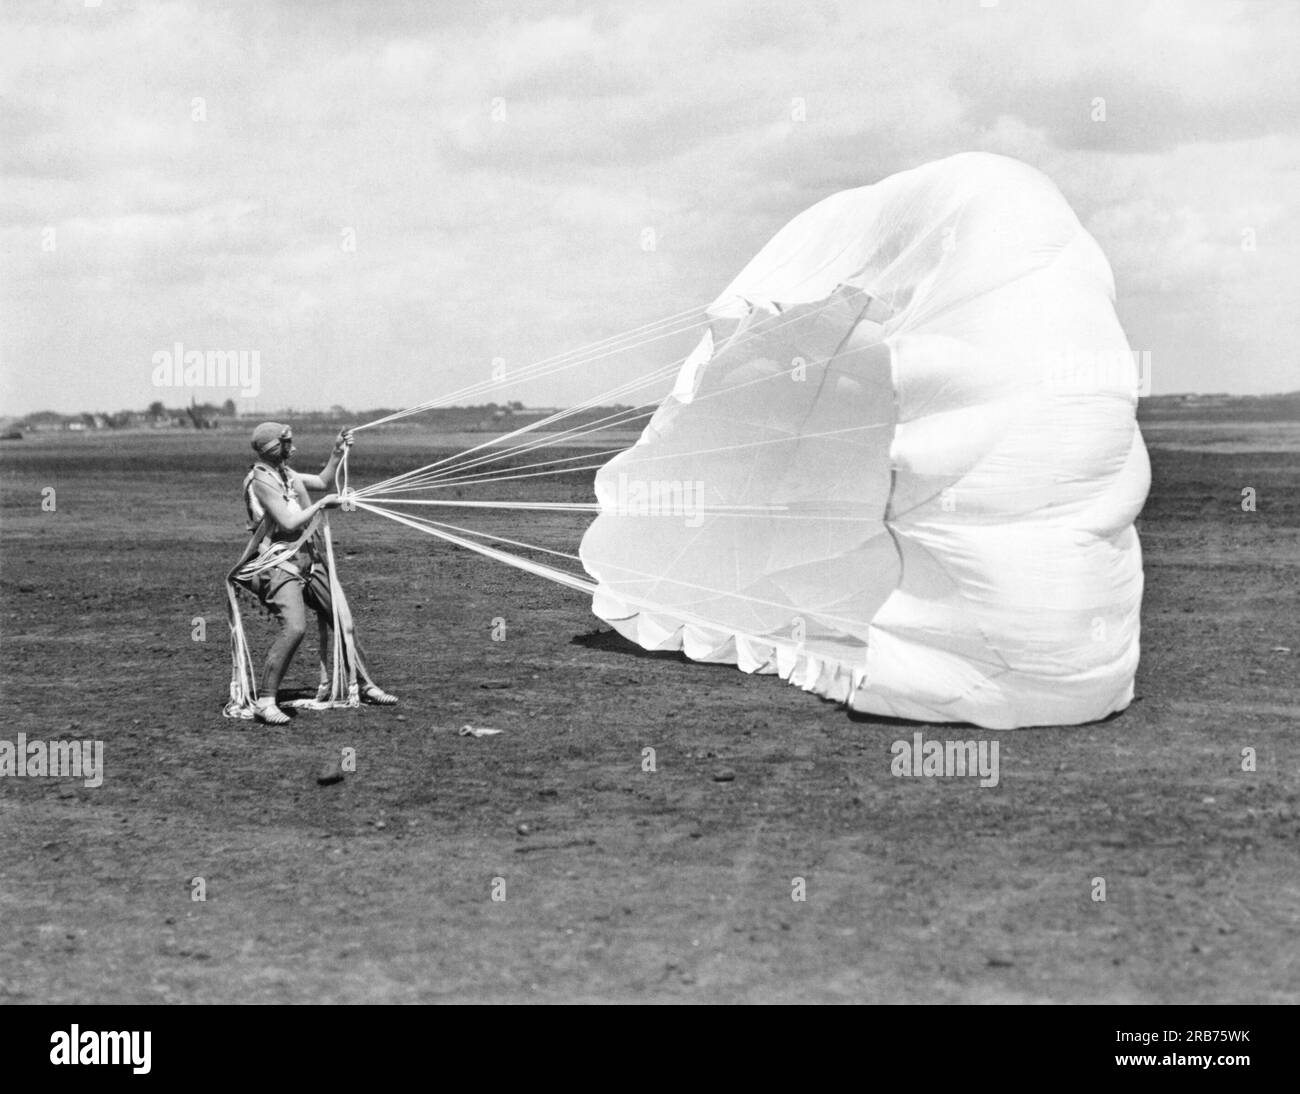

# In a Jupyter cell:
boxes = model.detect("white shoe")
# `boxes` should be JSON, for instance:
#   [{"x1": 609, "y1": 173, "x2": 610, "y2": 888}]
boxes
[
  {"x1": 361, "y1": 684, "x2": 398, "y2": 706},
  {"x1": 254, "y1": 698, "x2": 291, "y2": 725}
]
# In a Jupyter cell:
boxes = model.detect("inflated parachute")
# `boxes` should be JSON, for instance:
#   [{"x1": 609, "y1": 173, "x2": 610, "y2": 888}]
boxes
[{"x1": 578, "y1": 153, "x2": 1149, "y2": 729}]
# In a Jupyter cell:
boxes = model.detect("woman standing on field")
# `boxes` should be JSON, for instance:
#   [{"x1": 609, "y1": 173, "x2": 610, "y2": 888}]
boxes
[{"x1": 234, "y1": 421, "x2": 397, "y2": 725}]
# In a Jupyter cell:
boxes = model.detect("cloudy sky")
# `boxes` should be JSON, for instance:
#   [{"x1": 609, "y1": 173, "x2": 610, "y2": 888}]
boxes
[{"x1": 2, "y1": 0, "x2": 1298, "y2": 416}]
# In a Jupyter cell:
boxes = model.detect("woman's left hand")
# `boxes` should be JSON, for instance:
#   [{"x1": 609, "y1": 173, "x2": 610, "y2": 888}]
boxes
[{"x1": 333, "y1": 428, "x2": 355, "y2": 455}]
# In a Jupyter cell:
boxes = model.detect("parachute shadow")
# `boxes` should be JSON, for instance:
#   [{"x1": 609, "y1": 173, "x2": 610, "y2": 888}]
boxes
[
  {"x1": 569, "y1": 627, "x2": 730, "y2": 670},
  {"x1": 844, "y1": 700, "x2": 1139, "y2": 731},
  {"x1": 279, "y1": 685, "x2": 320, "y2": 703},
  {"x1": 842, "y1": 708, "x2": 963, "y2": 730}
]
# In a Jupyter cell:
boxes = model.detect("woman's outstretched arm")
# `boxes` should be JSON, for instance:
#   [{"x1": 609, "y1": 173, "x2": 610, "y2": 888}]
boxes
[{"x1": 299, "y1": 429, "x2": 354, "y2": 491}]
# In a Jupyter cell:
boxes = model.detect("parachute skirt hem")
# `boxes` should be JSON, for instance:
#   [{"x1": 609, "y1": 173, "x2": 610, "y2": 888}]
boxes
[{"x1": 592, "y1": 596, "x2": 1136, "y2": 731}]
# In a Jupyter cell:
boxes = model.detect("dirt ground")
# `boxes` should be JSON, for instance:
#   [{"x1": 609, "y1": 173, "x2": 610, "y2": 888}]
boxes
[{"x1": 1, "y1": 422, "x2": 1297, "y2": 1004}]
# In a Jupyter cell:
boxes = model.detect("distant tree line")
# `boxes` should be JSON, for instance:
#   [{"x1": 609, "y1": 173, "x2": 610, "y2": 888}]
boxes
[{"x1": 5, "y1": 399, "x2": 590, "y2": 434}]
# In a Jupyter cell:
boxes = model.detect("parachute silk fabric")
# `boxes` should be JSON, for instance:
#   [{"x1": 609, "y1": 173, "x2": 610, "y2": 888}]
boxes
[{"x1": 579, "y1": 153, "x2": 1149, "y2": 730}]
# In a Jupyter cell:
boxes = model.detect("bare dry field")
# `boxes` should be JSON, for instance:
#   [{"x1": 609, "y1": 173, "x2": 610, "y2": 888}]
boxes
[{"x1": 1, "y1": 422, "x2": 1297, "y2": 1003}]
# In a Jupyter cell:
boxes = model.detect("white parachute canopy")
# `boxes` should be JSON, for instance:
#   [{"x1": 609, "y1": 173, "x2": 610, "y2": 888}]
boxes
[{"x1": 579, "y1": 152, "x2": 1149, "y2": 730}]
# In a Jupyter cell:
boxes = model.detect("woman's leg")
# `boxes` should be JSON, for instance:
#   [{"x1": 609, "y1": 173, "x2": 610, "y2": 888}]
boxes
[
  {"x1": 306, "y1": 567, "x2": 356, "y2": 698},
  {"x1": 315, "y1": 613, "x2": 332, "y2": 696},
  {"x1": 306, "y1": 566, "x2": 396, "y2": 703},
  {"x1": 259, "y1": 577, "x2": 308, "y2": 700},
  {"x1": 316, "y1": 619, "x2": 378, "y2": 688}
]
